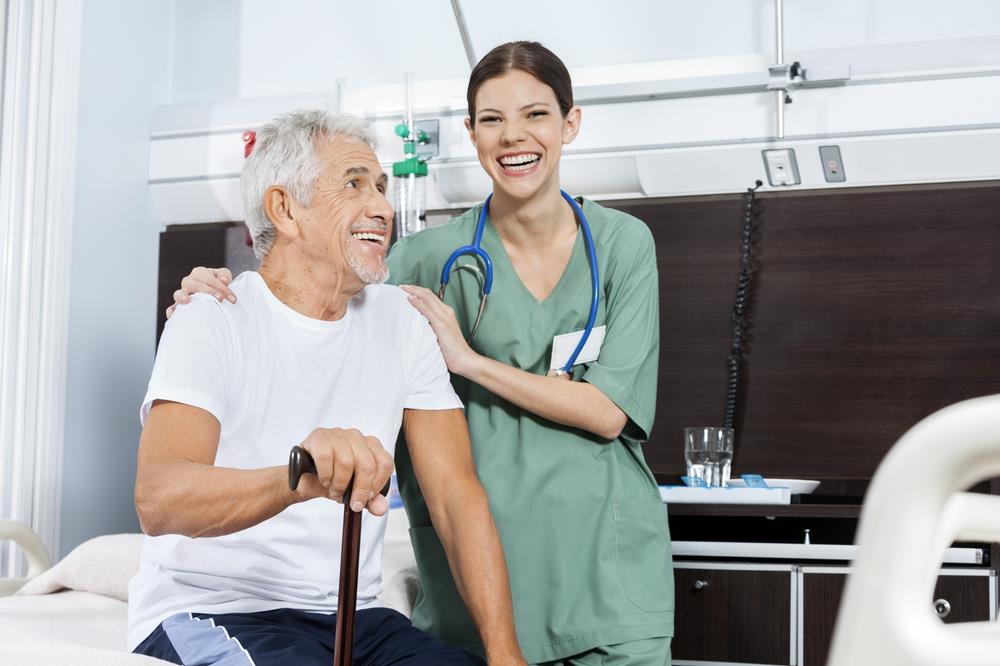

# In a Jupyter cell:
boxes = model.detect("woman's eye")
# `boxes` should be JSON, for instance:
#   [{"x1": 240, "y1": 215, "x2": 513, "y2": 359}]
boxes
[
  {"x1": 529, "y1": 110, "x2": 548, "y2": 118},
  {"x1": 479, "y1": 116, "x2": 500, "y2": 124}
]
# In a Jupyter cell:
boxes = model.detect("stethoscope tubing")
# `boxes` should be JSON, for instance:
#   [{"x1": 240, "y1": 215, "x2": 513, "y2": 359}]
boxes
[
  {"x1": 438, "y1": 190, "x2": 600, "y2": 375},
  {"x1": 561, "y1": 192, "x2": 600, "y2": 374},
  {"x1": 439, "y1": 194, "x2": 496, "y2": 295}
]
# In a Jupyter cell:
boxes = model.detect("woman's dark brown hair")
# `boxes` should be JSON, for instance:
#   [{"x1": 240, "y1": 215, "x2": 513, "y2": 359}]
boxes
[{"x1": 466, "y1": 41, "x2": 574, "y2": 126}]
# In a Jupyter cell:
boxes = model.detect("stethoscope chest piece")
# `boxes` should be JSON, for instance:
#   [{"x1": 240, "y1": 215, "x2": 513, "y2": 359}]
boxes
[
  {"x1": 437, "y1": 262, "x2": 489, "y2": 339},
  {"x1": 438, "y1": 190, "x2": 599, "y2": 373}
]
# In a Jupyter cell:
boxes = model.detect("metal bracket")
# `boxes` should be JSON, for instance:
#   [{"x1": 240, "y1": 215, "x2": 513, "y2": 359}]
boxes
[
  {"x1": 767, "y1": 61, "x2": 804, "y2": 92},
  {"x1": 769, "y1": 61, "x2": 851, "y2": 92}
]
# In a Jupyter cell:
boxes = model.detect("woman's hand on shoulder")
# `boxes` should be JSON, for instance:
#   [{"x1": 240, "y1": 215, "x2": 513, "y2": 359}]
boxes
[
  {"x1": 165, "y1": 267, "x2": 236, "y2": 319},
  {"x1": 400, "y1": 285, "x2": 479, "y2": 376}
]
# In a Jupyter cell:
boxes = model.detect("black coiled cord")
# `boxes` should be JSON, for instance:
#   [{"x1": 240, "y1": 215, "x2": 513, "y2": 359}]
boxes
[{"x1": 723, "y1": 180, "x2": 763, "y2": 430}]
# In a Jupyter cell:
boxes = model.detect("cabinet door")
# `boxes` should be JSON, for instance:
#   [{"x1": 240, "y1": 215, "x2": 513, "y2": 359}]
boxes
[
  {"x1": 673, "y1": 568, "x2": 791, "y2": 665},
  {"x1": 802, "y1": 572, "x2": 992, "y2": 665},
  {"x1": 801, "y1": 573, "x2": 846, "y2": 666},
  {"x1": 933, "y1": 575, "x2": 992, "y2": 624}
]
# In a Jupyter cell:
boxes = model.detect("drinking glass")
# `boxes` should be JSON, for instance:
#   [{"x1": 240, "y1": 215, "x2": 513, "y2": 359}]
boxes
[{"x1": 684, "y1": 427, "x2": 734, "y2": 487}]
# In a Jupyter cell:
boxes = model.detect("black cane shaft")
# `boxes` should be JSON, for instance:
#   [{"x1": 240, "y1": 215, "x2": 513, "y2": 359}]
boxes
[
  {"x1": 334, "y1": 495, "x2": 363, "y2": 666},
  {"x1": 287, "y1": 445, "x2": 390, "y2": 666}
]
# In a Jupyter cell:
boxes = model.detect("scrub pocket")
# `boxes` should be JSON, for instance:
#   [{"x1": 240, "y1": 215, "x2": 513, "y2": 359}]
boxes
[
  {"x1": 613, "y1": 497, "x2": 674, "y2": 613},
  {"x1": 408, "y1": 525, "x2": 480, "y2": 646}
]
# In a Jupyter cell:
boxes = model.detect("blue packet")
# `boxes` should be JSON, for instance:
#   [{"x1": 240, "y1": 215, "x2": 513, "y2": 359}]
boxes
[
  {"x1": 681, "y1": 475, "x2": 709, "y2": 488},
  {"x1": 741, "y1": 473, "x2": 769, "y2": 488}
]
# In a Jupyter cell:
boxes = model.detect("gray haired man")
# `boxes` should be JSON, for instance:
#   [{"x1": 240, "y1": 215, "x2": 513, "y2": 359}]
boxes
[{"x1": 130, "y1": 110, "x2": 524, "y2": 665}]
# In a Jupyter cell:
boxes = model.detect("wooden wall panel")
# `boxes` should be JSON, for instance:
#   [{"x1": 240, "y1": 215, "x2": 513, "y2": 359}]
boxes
[
  {"x1": 615, "y1": 182, "x2": 1000, "y2": 478},
  {"x1": 157, "y1": 224, "x2": 229, "y2": 343}
]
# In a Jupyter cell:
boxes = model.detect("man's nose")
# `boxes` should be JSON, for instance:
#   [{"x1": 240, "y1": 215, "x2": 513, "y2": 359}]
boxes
[{"x1": 366, "y1": 190, "x2": 394, "y2": 224}]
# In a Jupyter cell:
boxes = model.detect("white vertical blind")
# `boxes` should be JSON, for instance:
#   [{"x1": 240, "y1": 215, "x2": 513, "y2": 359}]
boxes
[{"x1": 0, "y1": 0, "x2": 81, "y2": 576}]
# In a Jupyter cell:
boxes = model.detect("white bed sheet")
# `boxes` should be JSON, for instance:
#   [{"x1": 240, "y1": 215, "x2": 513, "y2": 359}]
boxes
[
  {"x1": 0, "y1": 508, "x2": 419, "y2": 665},
  {"x1": 0, "y1": 590, "x2": 167, "y2": 665}
]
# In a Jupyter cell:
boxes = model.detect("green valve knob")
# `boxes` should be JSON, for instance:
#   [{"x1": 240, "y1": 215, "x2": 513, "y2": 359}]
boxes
[
  {"x1": 417, "y1": 129, "x2": 429, "y2": 143},
  {"x1": 393, "y1": 156, "x2": 428, "y2": 177},
  {"x1": 395, "y1": 124, "x2": 409, "y2": 138}
]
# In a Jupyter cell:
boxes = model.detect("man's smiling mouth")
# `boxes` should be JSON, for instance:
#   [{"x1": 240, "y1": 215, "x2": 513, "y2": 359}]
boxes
[{"x1": 350, "y1": 228, "x2": 386, "y2": 245}]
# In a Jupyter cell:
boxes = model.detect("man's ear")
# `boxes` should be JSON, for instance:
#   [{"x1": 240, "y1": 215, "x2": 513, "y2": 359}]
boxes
[{"x1": 263, "y1": 185, "x2": 300, "y2": 240}]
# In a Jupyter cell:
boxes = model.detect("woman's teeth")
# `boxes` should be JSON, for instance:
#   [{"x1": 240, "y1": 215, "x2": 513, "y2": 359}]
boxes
[{"x1": 499, "y1": 154, "x2": 540, "y2": 172}]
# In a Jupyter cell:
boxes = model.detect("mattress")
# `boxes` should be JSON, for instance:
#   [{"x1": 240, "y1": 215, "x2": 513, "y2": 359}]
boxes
[{"x1": 0, "y1": 508, "x2": 419, "y2": 665}]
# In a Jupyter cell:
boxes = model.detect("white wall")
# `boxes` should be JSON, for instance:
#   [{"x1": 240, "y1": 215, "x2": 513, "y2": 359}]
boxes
[
  {"x1": 59, "y1": 0, "x2": 173, "y2": 557},
  {"x1": 146, "y1": 1, "x2": 1000, "y2": 223},
  {"x1": 167, "y1": 0, "x2": 1000, "y2": 103},
  {"x1": 170, "y1": 0, "x2": 240, "y2": 104}
]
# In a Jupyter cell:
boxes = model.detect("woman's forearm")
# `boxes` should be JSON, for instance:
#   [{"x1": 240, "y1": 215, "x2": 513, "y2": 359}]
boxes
[{"x1": 458, "y1": 354, "x2": 626, "y2": 440}]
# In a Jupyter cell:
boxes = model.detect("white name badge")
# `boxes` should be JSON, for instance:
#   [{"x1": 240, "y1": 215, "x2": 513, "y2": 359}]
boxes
[{"x1": 549, "y1": 325, "x2": 606, "y2": 371}]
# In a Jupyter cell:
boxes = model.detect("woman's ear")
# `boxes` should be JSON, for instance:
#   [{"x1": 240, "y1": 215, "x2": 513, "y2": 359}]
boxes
[
  {"x1": 464, "y1": 116, "x2": 477, "y2": 147},
  {"x1": 263, "y1": 185, "x2": 300, "y2": 241},
  {"x1": 562, "y1": 106, "x2": 582, "y2": 145}
]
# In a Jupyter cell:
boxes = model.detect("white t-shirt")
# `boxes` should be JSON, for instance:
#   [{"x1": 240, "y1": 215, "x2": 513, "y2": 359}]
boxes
[{"x1": 127, "y1": 272, "x2": 462, "y2": 650}]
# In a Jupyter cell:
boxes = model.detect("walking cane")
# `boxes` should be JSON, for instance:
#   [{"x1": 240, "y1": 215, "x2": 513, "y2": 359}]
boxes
[{"x1": 289, "y1": 445, "x2": 390, "y2": 666}]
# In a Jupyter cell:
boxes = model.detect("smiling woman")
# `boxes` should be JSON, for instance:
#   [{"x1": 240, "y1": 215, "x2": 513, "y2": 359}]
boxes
[{"x1": 387, "y1": 42, "x2": 673, "y2": 665}]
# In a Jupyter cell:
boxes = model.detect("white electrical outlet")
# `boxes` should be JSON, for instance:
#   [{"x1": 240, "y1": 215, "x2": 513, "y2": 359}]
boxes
[{"x1": 762, "y1": 148, "x2": 801, "y2": 186}]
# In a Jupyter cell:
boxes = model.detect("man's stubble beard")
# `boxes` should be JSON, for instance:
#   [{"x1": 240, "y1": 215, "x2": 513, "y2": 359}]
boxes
[{"x1": 345, "y1": 244, "x2": 390, "y2": 285}]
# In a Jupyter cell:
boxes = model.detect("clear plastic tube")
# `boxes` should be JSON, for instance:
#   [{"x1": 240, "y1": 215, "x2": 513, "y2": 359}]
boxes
[{"x1": 394, "y1": 173, "x2": 425, "y2": 238}]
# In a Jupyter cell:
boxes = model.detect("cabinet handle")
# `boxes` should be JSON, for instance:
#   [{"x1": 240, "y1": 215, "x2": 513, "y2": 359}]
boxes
[
  {"x1": 933, "y1": 598, "x2": 951, "y2": 618},
  {"x1": 693, "y1": 579, "x2": 710, "y2": 590}
]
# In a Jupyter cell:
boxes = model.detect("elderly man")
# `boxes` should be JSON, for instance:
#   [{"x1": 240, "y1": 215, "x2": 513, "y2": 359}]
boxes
[{"x1": 130, "y1": 110, "x2": 524, "y2": 665}]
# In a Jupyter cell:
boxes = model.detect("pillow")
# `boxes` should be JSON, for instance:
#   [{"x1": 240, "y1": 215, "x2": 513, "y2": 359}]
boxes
[
  {"x1": 15, "y1": 525, "x2": 420, "y2": 612},
  {"x1": 16, "y1": 533, "x2": 142, "y2": 601}
]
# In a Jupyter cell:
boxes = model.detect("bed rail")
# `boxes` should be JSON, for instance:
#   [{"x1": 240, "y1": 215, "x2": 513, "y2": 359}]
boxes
[{"x1": 0, "y1": 520, "x2": 51, "y2": 595}]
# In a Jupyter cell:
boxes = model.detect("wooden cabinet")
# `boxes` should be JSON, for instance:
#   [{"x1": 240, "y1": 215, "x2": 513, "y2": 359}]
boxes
[
  {"x1": 799, "y1": 568, "x2": 994, "y2": 666},
  {"x1": 666, "y1": 493, "x2": 999, "y2": 665},
  {"x1": 673, "y1": 562, "x2": 995, "y2": 666},
  {"x1": 674, "y1": 564, "x2": 794, "y2": 664},
  {"x1": 798, "y1": 572, "x2": 844, "y2": 666}
]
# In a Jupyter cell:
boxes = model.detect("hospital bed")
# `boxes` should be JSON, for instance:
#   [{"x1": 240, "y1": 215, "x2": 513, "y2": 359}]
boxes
[{"x1": 0, "y1": 508, "x2": 419, "y2": 665}]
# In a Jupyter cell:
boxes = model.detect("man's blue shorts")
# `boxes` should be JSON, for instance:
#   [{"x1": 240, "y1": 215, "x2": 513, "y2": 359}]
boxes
[{"x1": 134, "y1": 607, "x2": 483, "y2": 665}]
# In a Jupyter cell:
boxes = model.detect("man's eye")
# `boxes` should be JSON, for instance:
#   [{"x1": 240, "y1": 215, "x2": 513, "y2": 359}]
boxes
[
  {"x1": 346, "y1": 179, "x2": 358, "y2": 189},
  {"x1": 377, "y1": 185, "x2": 386, "y2": 194}
]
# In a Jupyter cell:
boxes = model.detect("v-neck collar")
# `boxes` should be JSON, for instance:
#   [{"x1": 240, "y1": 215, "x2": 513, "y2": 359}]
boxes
[{"x1": 480, "y1": 198, "x2": 589, "y2": 307}]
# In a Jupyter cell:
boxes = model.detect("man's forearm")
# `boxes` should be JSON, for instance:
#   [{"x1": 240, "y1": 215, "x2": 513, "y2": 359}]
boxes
[
  {"x1": 136, "y1": 461, "x2": 295, "y2": 538},
  {"x1": 403, "y1": 407, "x2": 524, "y2": 663},
  {"x1": 433, "y1": 482, "x2": 522, "y2": 661}
]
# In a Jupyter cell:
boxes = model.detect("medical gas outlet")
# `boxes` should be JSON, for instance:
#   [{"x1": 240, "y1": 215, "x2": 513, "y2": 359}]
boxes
[
  {"x1": 762, "y1": 148, "x2": 801, "y2": 187},
  {"x1": 393, "y1": 123, "x2": 431, "y2": 239}
]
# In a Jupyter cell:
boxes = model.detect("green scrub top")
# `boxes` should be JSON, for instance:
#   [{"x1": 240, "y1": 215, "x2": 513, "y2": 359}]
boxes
[{"x1": 387, "y1": 198, "x2": 673, "y2": 663}]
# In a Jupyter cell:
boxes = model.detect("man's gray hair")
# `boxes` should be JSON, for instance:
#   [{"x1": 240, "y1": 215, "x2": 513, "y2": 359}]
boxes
[{"x1": 241, "y1": 109, "x2": 379, "y2": 259}]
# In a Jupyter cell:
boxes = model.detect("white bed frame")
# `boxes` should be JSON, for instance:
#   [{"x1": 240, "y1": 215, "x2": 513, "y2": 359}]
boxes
[{"x1": 0, "y1": 520, "x2": 51, "y2": 595}]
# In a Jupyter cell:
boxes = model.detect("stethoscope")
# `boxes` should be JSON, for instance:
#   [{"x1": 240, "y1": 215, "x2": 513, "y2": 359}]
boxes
[{"x1": 438, "y1": 190, "x2": 600, "y2": 376}]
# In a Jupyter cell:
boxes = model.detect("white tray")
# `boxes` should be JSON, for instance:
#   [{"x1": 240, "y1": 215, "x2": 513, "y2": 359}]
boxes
[
  {"x1": 660, "y1": 486, "x2": 791, "y2": 505},
  {"x1": 727, "y1": 478, "x2": 820, "y2": 494}
]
